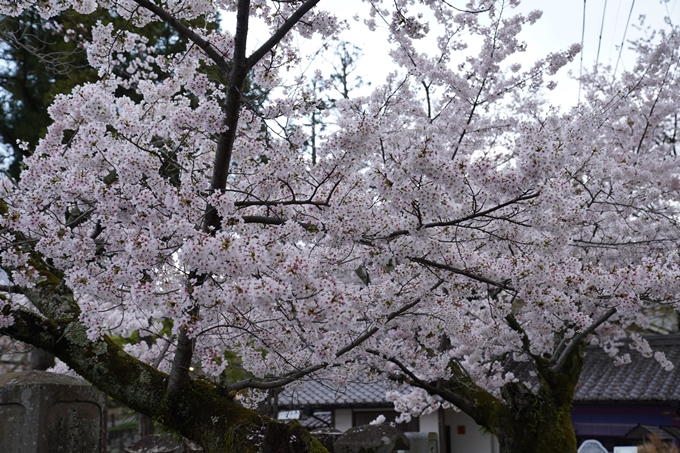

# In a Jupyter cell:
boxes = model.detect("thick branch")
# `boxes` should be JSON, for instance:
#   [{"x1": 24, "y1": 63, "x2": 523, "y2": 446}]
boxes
[
  {"x1": 551, "y1": 307, "x2": 617, "y2": 372},
  {"x1": 371, "y1": 350, "x2": 479, "y2": 415},
  {"x1": 241, "y1": 215, "x2": 285, "y2": 225},
  {"x1": 3, "y1": 307, "x2": 169, "y2": 417},
  {"x1": 234, "y1": 199, "x2": 329, "y2": 208},
  {"x1": 1, "y1": 306, "x2": 323, "y2": 453},
  {"x1": 409, "y1": 257, "x2": 514, "y2": 291},
  {"x1": 132, "y1": 0, "x2": 230, "y2": 73},
  {"x1": 168, "y1": 0, "x2": 253, "y2": 400},
  {"x1": 245, "y1": 0, "x2": 321, "y2": 70},
  {"x1": 205, "y1": 0, "x2": 251, "y2": 231},
  {"x1": 367, "y1": 348, "x2": 506, "y2": 429},
  {"x1": 23, "y1": 279, "x2": 80, "y2": 320},
  {"x1": 226, "y1": 363, "x2": 326, "y2": 392},
  {"x1": 238, "y1": 216, "x2": 318, "y2": 233},
  {"x1": 166, "y1": 326, "x2": 195, "y2": 395},
  {"x1": 505, "y1": 313, "x2": 549, "y2": 373}
]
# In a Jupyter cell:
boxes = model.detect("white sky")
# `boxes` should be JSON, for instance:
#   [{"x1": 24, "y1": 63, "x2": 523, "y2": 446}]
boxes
[{"x1": 237, "y1": 0, "x2": 680, "y2": 109}]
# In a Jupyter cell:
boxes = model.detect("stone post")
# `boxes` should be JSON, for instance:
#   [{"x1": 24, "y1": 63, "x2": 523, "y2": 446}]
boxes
[
  {"x1": 334, "y1": 424, "x2": 410, "y2": 453},
  {"x1": 0, "y1": 370, "x2": 107, "y2": 453}
]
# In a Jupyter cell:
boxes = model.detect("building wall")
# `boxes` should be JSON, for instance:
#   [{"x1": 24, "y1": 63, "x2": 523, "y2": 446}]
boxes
[
  {"x1": 329, "y1": 406, "x2": 498, "y2": 453},
  {"x1": 572, "y1": 403, "x2": 680, "y2": 452},
  {"x1": 335, "y1": 408, "x2": 353, "y2": 432},
  {"x1": 420, "y1": 412, "x2": 439, "y2": 435},
  {"x1": 444, "y1": 409, "x2": 498, "y2": 453}
]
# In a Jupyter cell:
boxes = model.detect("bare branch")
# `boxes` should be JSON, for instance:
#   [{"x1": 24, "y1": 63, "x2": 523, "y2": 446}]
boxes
[
  {"x1": 365, "y1": 348, "x2": 481, "y2": 417},
  {"x1": 440, "y1": 0, "x2": 493, "y2": 14},
  {"x1": 225, "y1": 280, "x2": 443, "y2": 392},
  {"x1": 505, "y1": 313, "x2": 545, "y2": 366},
  {"x1": 379, "y1": 191, "x2": 539, "y2": 240},
  {"x1": 152, "y1": 335, "x2": 175, "y2": 369},
  {"x1": 335, "y1": 280, "x2": 444, "y2": 357}
]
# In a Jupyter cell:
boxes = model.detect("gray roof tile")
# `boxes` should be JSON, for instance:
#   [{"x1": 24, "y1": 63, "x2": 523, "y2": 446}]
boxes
[
  {"x1": 575, "y1": 335, "x2": 680, "y2": 401},
  {"x1": 281, "y1": 380, "x2": 390, "y2": 408},
  {"x1": 280, "y1": 335, "x2": 680, "y2": 408}
]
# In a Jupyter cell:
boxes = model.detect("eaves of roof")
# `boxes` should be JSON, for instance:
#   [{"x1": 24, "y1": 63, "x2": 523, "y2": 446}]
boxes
[{"x1": 279, "y1": 334, "x2": 680, "y2": 409}]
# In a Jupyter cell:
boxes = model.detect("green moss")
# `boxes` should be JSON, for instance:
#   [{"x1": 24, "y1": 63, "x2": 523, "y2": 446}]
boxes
[{"x1": 8, "y1": 303, "x2": 328, "y2": 453}]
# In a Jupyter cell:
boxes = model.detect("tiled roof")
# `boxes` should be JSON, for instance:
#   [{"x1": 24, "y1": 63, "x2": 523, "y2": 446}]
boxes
[
  {"x1": 575, "y1": 334, "x2": 680, "y2": 401},
  {"x1": 659, "y1": 425, "x2": 680, "y2": 439},
  {"x1": 280, "y1": 335, "x2": 680, "y2": 409},
  {"x1": 623, "y1": 424, "x2": 679, "y2": 440},
  {"x1": 280, "y1": 380, "x2": 390, "y2": 409}
]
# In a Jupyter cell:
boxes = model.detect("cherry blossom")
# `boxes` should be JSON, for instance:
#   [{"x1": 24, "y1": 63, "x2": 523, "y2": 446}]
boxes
[{"x1": 0, "y1": 0, "x2": 679, "y2": 451}]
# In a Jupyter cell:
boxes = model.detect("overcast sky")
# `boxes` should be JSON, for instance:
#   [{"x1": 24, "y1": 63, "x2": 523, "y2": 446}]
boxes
[{"x1": 239, "y1": 0, "x2": 679, "y2": 109}]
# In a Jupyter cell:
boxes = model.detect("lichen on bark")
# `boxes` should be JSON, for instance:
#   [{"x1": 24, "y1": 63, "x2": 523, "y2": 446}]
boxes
[{"x1": 1, "y1": 288, "x2": 327, "y2": 453}]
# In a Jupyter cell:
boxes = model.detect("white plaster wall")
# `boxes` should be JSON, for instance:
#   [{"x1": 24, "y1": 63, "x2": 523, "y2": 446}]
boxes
[
  {"x1": 419, "y1": 411, "x2": 440, "y2": 436},
  {"x1": 334, "y1": 409, "x2": 353, "y2": 432},
  {"x1": 444, "y1": 410, "x2": 498, "y2": 453}
]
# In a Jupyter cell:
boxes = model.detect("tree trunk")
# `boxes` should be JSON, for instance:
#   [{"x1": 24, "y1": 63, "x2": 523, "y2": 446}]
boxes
[
  {"x1": 492, "y1": 381, "x2": 577, "y2": 453},
  {"x1": 489, "y1": 345, "x2": 584, "y2": 453},
  {"x1": 2, "y1": 301, "x2": 327, "y2": 453},
  {"x1": 427, "y1": 341, "x2": 585, "y2": 453}
]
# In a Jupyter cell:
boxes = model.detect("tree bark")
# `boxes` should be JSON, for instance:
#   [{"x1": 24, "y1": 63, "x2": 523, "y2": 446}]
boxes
[
  {"x1": 491, "y1": 381, "x2": 578, "y2": 453},
  {"x1": 1, "y1": 293, "x2": 326, "y2": 453},
  {"x1": 478, "y1": 347, "x2": 583, "y2": 453},
  {"x1": 404, "y1": 343, "x2": 584, "y2": 453}
]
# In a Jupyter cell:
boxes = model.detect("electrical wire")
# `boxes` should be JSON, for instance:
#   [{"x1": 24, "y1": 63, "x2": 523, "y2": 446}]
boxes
[
  {"x1": 665, "y1": 0, "x2": 676, "y2": 27},
  {"x1": 613, "y1": 0, "x2": 636, "y2": 78},
  {"x1": 607, "y1": 0, "x2": 623, "y2": 63},
  {"x1": 578, "y1": 0, "x2": 587, "y2": 103},
  {"x1": 595, "y1": 0, "x2": 608, "y2": 71}
]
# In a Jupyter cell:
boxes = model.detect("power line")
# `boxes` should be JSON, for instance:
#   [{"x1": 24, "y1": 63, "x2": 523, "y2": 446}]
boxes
[
  {"x1": 595, "y1": 0, "x2": 608, "y2": 71},
  {"x1": 665, "y1": 0, "x2": 676, "y2": 27},
  {"x1": 607, "y1": 0, "x2": 623, "y2": 63},
  {"x1": 578, "y1": 0, "x2": 587, "y2": 103},
  {"x1": 613, "y1": 0, "x2": 636, "y2": 78}
]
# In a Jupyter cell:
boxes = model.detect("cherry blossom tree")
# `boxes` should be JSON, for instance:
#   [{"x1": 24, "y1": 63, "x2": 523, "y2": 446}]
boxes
[{"x1": 0, "y1": 0, "x2": 679, "y2": 452}]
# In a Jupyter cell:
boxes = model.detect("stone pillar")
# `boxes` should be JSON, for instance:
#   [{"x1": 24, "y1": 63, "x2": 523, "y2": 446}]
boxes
[
  {"x1": 404, "y1": 432, "x2": 439, "y2": 453},
  {"x1": 0, "y1": 370, "x2": 107, "y2": 453},
  {"x1": 311, "y1": 427, "x2": 342, "y2": 453},
  {"x1": 334, "y1": 424, "x2": 410, "y2": 453}
]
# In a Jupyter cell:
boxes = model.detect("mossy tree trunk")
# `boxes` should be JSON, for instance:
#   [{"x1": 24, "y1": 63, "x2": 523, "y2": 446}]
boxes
[
  {"x1": 443, "y1": 352, "x2": 581, "y2": 453},
  {"x1": 397, "y1": 319, "x2": 586, "y2": 453},
  {"x1": 1, "y1": 280, "x2": 326, "y2": 453},
  {"x1": 491, "y1": 375, "x2": 579, "y2": 453}
]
